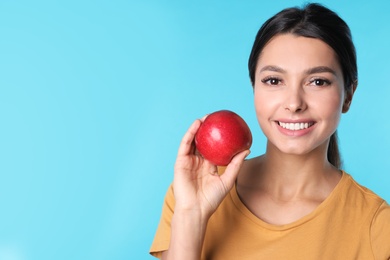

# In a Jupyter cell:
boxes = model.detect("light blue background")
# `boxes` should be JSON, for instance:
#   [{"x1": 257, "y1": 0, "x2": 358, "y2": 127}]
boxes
[{"x1": 0, "y1": 1, "x2": 389, "y2": 259}]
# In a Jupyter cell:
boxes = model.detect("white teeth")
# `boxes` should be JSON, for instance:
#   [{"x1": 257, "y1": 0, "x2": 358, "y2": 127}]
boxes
[{"x1": 279, "y1": 122, "x2": 312, "y2": 130}]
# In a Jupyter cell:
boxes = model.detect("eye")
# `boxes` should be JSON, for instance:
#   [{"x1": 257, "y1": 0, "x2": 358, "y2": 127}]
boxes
[
  {"x1": 261, "y1": 77, "x2": 282, "y2": 86},
  {"x1": 310, "y1": 78, "x2": 331, "y2": 86}
]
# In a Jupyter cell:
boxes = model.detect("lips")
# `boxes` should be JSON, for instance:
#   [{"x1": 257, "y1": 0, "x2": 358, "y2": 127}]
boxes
[{"x1": 278, "y1": 121, "x2": 315, "y2": 130}]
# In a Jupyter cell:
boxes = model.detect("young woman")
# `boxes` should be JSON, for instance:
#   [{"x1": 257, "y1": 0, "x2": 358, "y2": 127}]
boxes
[{"x1": 150, "y1": 3, "x2": 390, "y2": 259}]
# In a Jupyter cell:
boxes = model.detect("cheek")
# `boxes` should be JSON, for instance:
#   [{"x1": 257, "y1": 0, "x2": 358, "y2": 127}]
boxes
[
  {"x1": 254, "y1": 90, "x2": 267, "y2": 119},
  {"x1": 312, "y1": 91, "x2": 344, "y2": 124},
  {"x1": 254, "y1": 89, "x2": 281, "y2": 115},
  {"x1": 254, "y1": 91, "x2": 266, "y2": 127},
  {"x1": 253, "y1": 90, "x2": 278, "y2": 130},
  {"x1": 323, "y1": 89, "x2": 344, "y2": 112}
]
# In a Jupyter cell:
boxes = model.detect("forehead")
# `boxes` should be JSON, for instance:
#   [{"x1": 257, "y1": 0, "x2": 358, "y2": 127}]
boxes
[{"x1": 257, "y1": 34, "x2": 342, "y2": 74}]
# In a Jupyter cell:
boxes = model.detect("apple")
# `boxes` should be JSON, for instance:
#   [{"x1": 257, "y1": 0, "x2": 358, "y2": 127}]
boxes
[{"x1": 195, "y1": 110, "x2": 252, "y2": 166}]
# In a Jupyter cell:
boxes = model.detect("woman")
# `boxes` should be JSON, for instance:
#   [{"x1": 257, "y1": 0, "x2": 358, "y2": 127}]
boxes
[{"x1": 150, "y1": 3, "x2": 390, "y2": 259}]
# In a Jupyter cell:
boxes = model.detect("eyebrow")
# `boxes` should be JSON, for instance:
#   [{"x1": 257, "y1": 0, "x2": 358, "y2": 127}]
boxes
[
  {"x1": 259, "y1": 65, "x2": 337, "y2": 76},
  {"x1": 259, "y1": 65, "x2": 286, "y2": 73},
  {"x1": 304, "y1": 66, "x2": 337, "y2": 76}
]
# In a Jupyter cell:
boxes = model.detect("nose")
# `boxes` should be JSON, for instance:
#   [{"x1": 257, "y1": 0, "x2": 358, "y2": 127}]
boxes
[{"x1": 284, "y1": 87, "x2": 306, "y2": 113}]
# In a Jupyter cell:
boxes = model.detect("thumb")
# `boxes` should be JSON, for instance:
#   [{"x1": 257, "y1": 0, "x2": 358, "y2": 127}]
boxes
[{"x1": 220, "y1": 150, "x2": 250, "y2": 191}]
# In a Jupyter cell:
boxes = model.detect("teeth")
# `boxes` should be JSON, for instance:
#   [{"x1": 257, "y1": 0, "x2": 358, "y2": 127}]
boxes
[{"x1": 279, "y1": 122, "x2": 312, "y2": 130}]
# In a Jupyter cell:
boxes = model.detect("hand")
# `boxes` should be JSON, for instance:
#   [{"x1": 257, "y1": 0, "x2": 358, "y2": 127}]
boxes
[{"x1": 173, "y1": 118, "x2": 250, "y2": 219}]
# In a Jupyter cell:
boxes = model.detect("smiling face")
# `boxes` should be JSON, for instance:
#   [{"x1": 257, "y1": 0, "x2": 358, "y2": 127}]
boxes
[{"x1": 254, "y1": 34, "x2": 348, "y2": 156}]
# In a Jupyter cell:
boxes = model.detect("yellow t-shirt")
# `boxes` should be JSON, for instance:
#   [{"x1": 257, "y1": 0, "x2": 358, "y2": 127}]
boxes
[{"x1": 150, "y1": 172, "x2": 390, "y2": 259}]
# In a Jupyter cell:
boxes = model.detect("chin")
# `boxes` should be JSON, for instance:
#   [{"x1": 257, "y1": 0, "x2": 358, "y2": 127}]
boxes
[
  {"x1": 269, "y1": 140, "x2": 328, "y2": 157},
  {"x1": 277, "y1": 147, "x2": 312, "y2": 156}
]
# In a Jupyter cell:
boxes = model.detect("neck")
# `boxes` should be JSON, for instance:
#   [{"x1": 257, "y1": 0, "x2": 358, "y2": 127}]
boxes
[{"x1": 256, "y1": 141, "x2": 340, "y2": 201}]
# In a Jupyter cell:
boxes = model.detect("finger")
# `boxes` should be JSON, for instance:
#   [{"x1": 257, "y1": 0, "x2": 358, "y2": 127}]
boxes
[
  {"x1": 220, "y1": 150, "x2": 250, "y2": 190},
  {"x1": 177, "y1": 119, "x2": 202, "y2": 157},
  {"x1": 200, "y1": 114, "x2": 209, "y2": 122}
]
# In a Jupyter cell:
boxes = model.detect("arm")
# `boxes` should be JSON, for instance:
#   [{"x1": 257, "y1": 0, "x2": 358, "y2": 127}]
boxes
[{"x1": 162, "y1": 119, "x2": 249, "y2": 260}]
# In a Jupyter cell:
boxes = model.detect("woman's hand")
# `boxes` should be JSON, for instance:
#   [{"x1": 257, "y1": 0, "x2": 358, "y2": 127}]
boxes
[
  {"x1": 173, "y1": 118, "x2": 250, "y2": 219},
  {"x1": 162, "y1": 117, "x2": 249, "y2": 260}
]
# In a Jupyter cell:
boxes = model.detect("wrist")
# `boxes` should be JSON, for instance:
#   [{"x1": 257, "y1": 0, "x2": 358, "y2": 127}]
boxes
[
  {"x1": 173, "y1": 204, "x2": 213, "y2": 222},
  {"x1": 167, "y1": 208, "x2": 209, "y2": 260}
]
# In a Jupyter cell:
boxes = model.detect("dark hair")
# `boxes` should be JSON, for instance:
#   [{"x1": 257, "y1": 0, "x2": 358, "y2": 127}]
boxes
[{"x1": 248, "y1": 3, "x2": 358, "y2": 168}]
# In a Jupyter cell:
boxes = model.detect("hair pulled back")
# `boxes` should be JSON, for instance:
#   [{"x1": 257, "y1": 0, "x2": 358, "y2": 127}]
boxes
[{"x1": 248, "y1": 3, "x2": 358, "y2": 168}]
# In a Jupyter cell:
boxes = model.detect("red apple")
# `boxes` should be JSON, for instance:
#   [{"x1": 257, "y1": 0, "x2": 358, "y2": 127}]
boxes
[{"x1": 195, "y1": 110, "x2": 252, "y2": 166}]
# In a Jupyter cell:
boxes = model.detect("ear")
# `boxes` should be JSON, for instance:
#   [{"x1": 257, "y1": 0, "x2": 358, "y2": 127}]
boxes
[{"x1": 342, "y1": 81, "x2": 358, "y2": 113}]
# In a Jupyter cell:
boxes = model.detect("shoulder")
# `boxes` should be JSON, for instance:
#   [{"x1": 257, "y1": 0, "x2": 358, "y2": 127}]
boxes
[
  {"x1": 372, "y1": 200, "x2": 390, "y2": 225},
  {"x1": 335, "y1": 173, "x2": 386, "y2": 229},
  {"x1": 342, "y1": 172, "x2": 384, "y2": 206},
  {"x1": 342, "y1": 173, "x2": 390, "y2": 257},
  {"x1": 149, "y1": 184, "x2": 175, "y2": 258},
  {"x1": 163, "y1": 184, "x2": 176, "y2": 212},
  {"x1": 370, "y1": 201, "x2": 390, "y2": 258},
  {"x1": 338, "y1": 172, "x2": 390, "y2": 259}
]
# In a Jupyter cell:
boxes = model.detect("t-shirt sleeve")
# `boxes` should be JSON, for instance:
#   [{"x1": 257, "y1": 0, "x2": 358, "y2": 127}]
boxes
[
  {"x1": 370, "y1": 200, "x2": 390, "y2": 259},
  {"x1": 149, "y1": 184, "x2": 175, "y2": 259}
]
